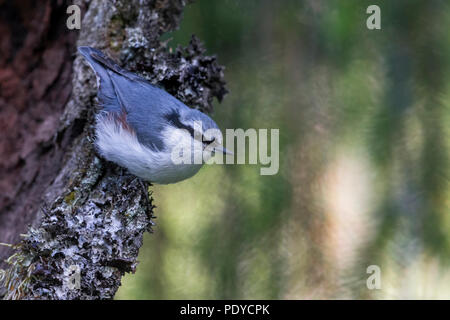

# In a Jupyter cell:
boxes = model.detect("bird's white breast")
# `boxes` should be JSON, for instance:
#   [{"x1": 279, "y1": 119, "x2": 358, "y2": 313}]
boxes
[{"x1": 95, "y1": 114, "x2": 202, "y2": 184}]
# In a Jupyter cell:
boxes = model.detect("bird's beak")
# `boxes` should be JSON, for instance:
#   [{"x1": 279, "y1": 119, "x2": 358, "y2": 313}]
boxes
[{"x1": 214, "y1": 145, "x2": 234, "y2": 155}]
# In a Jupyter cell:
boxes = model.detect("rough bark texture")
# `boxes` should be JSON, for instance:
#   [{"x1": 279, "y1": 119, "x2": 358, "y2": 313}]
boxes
[
  {"x1": 0, "y1": 0, "x2": 226, "y2": 299},
  {"x1": 0, "y1": 0, "x2": 77, "y2": 268}
]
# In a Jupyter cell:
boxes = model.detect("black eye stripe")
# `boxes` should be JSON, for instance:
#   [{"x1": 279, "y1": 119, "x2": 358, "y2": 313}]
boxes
[
  {"x1": 165, "y1": 110, "x2": 195, "y2": 137},
  {"x1": 165, "y1": 110, "x2": 217, "y2": 144},
  {"x1": 203, "y1": 137, "x2": 215, "y2": 144}
]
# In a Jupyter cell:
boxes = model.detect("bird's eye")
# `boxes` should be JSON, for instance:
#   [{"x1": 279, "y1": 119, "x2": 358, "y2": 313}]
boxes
[{"x1": 203, "y1": 136, "x2": 215, "y2": 145}]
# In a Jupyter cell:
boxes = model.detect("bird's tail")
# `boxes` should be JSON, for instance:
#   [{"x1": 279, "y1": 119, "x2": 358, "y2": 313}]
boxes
[
  {"x1": 78, "y1": 46, "x2": 144, "y2": 81},
  {"x1": 78, "y1": 46, "x2": 150, "y2": 113},
  {"x1": 79, "y1": 46, "x2": 138, "y2": 112}
]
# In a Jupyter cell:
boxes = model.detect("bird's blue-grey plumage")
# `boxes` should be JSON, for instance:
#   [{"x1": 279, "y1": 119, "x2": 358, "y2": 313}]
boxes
[
  {"x1": 77, "y1": 46, "x2": 227, "y2": 184},
  {"x1": 78, "y1": 46, "x2": 218, "y2": 151}
]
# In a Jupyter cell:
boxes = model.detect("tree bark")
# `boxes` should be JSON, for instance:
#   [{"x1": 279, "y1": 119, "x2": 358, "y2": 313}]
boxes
[{"x1": 0, "y1": 0, "x2": 226, "y2": 299}]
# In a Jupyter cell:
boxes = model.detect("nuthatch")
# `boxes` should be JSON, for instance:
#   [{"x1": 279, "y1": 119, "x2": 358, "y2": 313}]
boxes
[{"x1": 78, "y1": 46, "x2": 231, "y2": 184}]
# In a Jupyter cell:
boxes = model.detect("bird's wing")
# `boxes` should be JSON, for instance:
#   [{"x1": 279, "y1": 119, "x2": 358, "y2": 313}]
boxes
[{"x1": 107, "y1": 70, "x2": 188, "y2": 151}]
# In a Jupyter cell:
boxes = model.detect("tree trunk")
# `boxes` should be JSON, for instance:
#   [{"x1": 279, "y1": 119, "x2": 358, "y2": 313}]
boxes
[{"x1": 0, "y1": 0, "x2": 226, "y2": 300}]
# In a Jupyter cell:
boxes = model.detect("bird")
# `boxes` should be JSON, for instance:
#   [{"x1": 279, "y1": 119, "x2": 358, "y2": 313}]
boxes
[{"x1": 78, "y1": 46, "x2": 231, "y2": 184}]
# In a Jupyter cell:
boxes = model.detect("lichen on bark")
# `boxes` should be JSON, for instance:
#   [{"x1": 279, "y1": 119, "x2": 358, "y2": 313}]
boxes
[{"x1": 0, "y1": 0, "x2": 227, "y2": 300}]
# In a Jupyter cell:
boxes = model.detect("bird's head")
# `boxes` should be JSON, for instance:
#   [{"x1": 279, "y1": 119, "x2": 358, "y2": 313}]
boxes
[{"x1": 163, "y1": 108, "x2": 232, "y2": 165}]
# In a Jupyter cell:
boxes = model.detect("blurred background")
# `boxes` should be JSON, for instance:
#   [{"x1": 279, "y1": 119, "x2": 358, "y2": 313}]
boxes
[{"x1": 116, "y1": 0, "x2": 450, "y2": 299}]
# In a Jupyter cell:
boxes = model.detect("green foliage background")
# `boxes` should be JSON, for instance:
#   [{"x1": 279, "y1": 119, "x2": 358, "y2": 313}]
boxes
[{"x1": 116, "y1": 0, "x2": 450, "y2": 299}]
